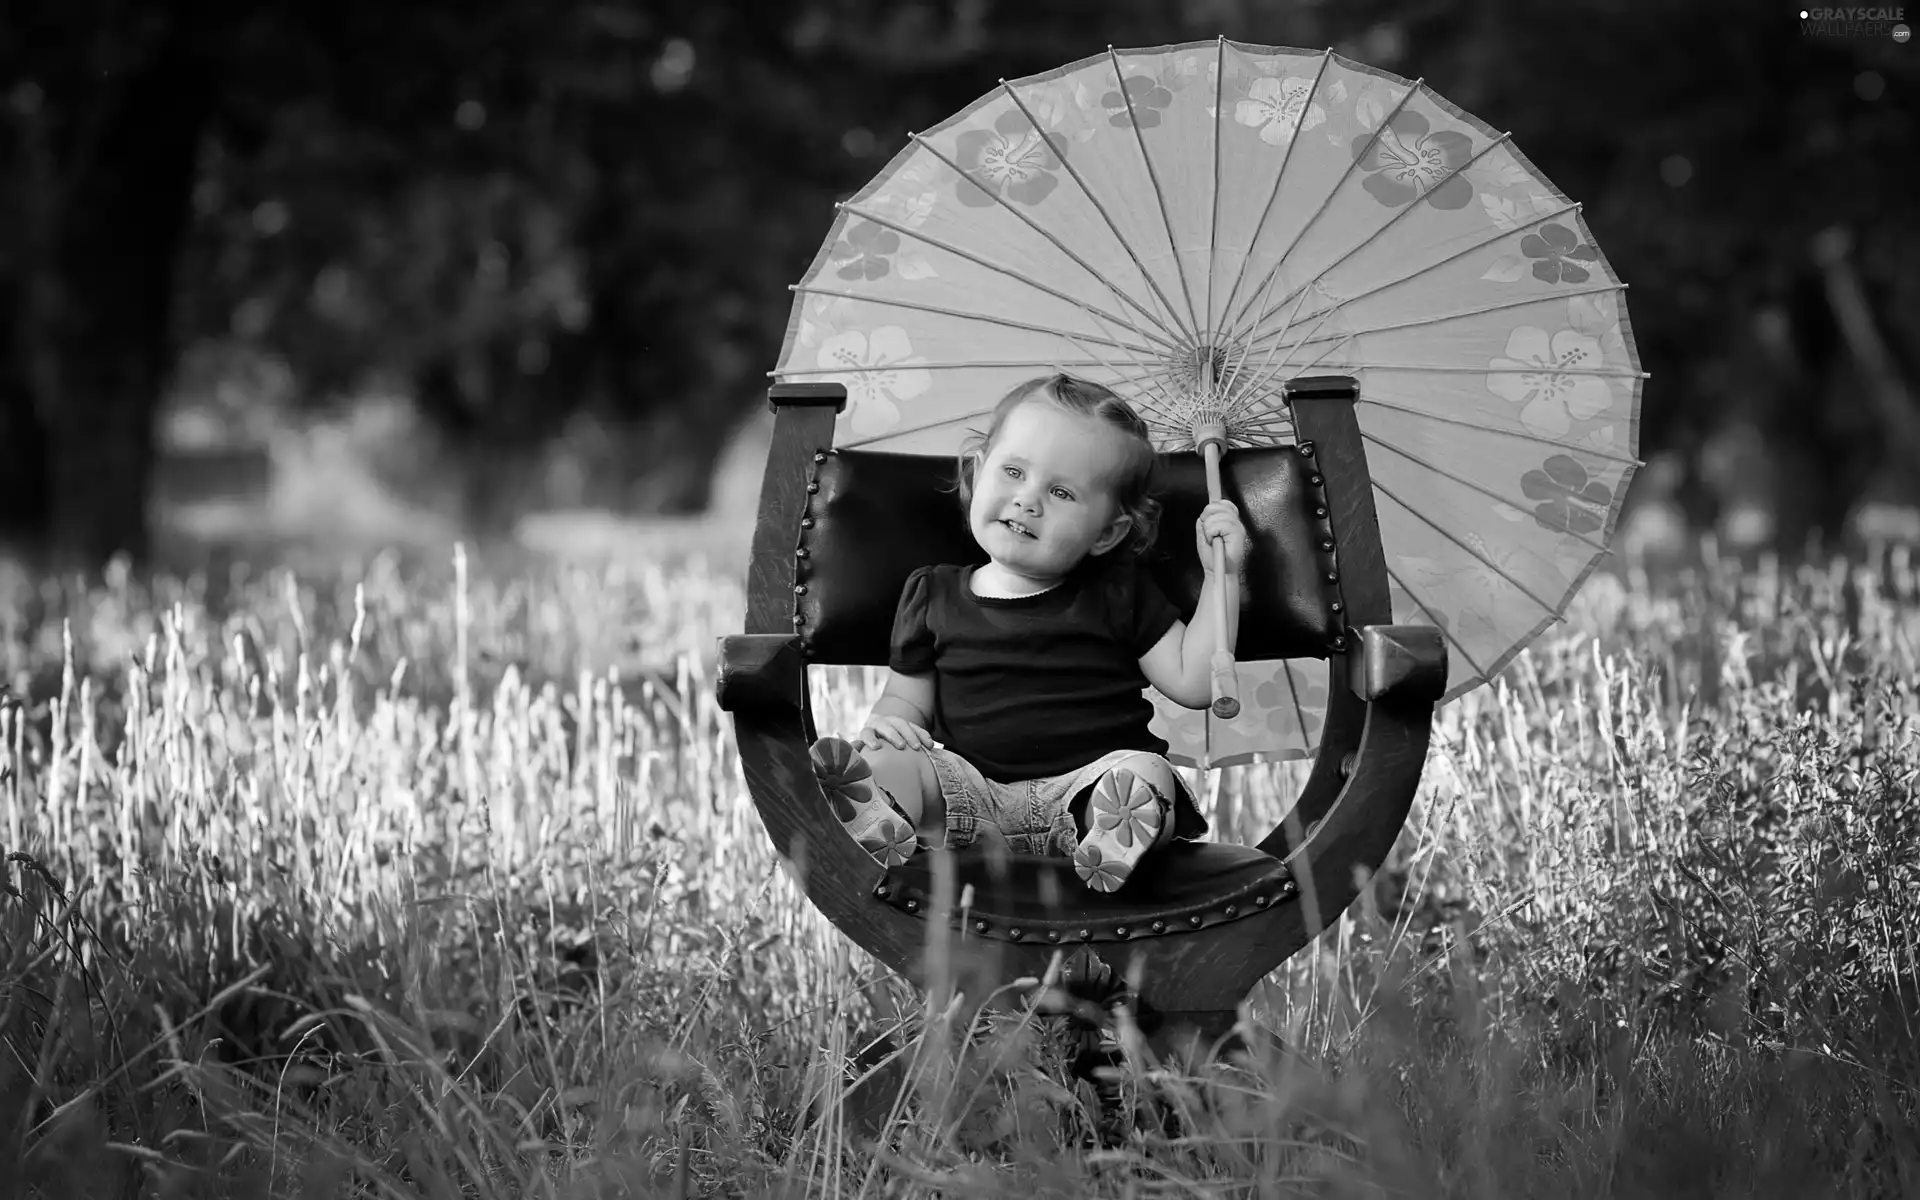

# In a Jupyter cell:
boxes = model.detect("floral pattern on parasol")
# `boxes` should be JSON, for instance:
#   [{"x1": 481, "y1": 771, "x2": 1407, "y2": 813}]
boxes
[{"x1": 775, "y1": 39, "x2": 1646, "y2": 764}]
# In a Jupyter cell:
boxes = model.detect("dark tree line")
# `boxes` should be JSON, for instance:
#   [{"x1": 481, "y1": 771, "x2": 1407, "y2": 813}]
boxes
[{"x1": 2, "y1": 0, "x2": 1915, "y2": 569}]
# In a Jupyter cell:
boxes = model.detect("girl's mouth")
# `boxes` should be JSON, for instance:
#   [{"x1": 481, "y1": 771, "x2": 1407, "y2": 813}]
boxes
[{"x1": 1000, "y1": 519, "x2": 1036, "y2": 539}]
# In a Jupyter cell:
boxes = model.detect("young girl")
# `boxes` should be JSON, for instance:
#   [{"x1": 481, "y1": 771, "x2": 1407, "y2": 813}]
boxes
[{"x1": 809, "y1": 373, "x2": 1248, "y2": 893}]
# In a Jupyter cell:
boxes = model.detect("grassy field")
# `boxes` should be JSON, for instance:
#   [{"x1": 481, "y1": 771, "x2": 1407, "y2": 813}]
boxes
[{"x1": 1, "y1": 537, "x2": 1917, "y2": 1198}]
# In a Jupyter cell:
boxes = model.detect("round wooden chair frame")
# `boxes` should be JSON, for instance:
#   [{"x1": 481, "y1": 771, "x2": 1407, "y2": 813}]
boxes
[{"x1": 718, "y1": 375, "x2": 1446, "y2": 1052}]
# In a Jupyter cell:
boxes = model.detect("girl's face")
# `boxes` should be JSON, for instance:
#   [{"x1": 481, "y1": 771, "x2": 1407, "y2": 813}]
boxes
[{"x1": 968, "y1": 399, "x2": 1134, "y2": 586}]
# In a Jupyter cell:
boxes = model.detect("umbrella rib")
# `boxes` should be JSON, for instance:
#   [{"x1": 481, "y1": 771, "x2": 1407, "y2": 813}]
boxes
[
  {"x1": 1145, "y1": 414, "x2": 1201, "y2": 449},
  {"x1": 1205, "y1": 36, "x2": 1226, "y2": 335},
  {"x1": 835, "y1": 202, "x2": 1183, "y2": 356},
  {"x1": 1055, "y1": 290, "x2": 1193, "y2": 415},
  {"x1": 774, "y1": 358, "x2": 1161, "y2": 377},
  {"x1": 1272, "y1": 282, "x2": 1633, "y2": 353},
  {"x1": 1224, "y1": 417, "x2": 1297, "y2": 450},
  {"x1": 792, "y1": 284, "x2": 1159, "y2": 355},
  {"x1": 1233, "y1": 400, "x2": 1294, "y2": 426},
  {"x1": 1216, "y1": 266, "x2": 1280, "y2": 405},
  {"x1": 1350, "y1": 363, "x2": 1649, "y2": 379},
  {"x1": 1245, "y1": 131, "x2": 1517, "y2": 332},
  {"x1": 1235, "y1": 326, "x2": 1360, "y2": 410},
  {"x1": 1226, "y1": 282, "x2": 1332, "y2": 414},
  {"x1": 1228, "y1": 407, "x2": 1294, "y2": 439},
  {"x1": 1212, "y1": 48, "x2": 1337, "y2": 344},
  {"x1": 829, "y1": 361, "x2": 1202, "y2": 452},
  {"x1": 998, "y1": 80, "x2": 1200, "y2": 350},
  {"x1": 1221, "y1": 253, "x2": 1308, "y2": 412},
  {"x1": 1057, "y1": 325, "x2": 1188, "y2": 419},
  {"x1": 1359, "y1": 429, "x2": 1614, "y2": 555},
  {"x1": 1107, "y1": 46, "x2": 1204, "y2": 344},
  {"x1": 906, "y1": 134, "x2": 1187, "y2": 349},
  {"x1": 836, "y1": 408, "x2": 990, "y2": 450},
  {"x1": 1051, "y1": 298, "x2": 1209, "y2": 438},
  {"x1": 1029, "y1": 289, "x2": 1190, "y2": 420},
  {"x1": 1241, "y1": 200, "x2": 1587, "y2": 349},
  {"x1": 1226, "y1": 353, "x2": 1304, "y2": 428},
  {"x1": 1356, "y1": 393, "x2": 1642, "y2": 466},
  {"x1": 1370, "y1": 477, "x2": 1567, "y2": 622},
  {"x1": 1278, "y1": 661, "x2": 1313, "y2": 750},
  {"x1": 1380, "y1": 561, "x2": 1494, "y2": 681},
  {"x1": 1221, "y1": 73, "x2": 1425, "y2": 338}
]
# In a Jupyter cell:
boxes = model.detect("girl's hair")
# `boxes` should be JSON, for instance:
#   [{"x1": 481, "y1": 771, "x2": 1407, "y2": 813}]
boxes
[{"x1": 955, "y1": 373, "x2": 1162, "y2": 555}]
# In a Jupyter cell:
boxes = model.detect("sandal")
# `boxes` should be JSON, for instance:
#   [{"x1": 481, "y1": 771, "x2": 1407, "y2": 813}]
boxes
[
  {"x1": 809, "y1": 737, "x2": 918, "y2": 867},
  {"x1": 1071, "y1": 768, "x2": 1168, "y2": 893}
]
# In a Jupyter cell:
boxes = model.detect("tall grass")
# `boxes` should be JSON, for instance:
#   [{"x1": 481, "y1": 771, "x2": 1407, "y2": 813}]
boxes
[{"x1": 1, "y1": 541, "x2": 1917, "y2": 1197}]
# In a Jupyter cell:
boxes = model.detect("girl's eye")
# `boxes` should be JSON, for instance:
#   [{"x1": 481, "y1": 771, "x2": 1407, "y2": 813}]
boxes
[
  {"x1": 1051, "y1": 487, "x2": 1073, "y2": 501},
  {"x1": 1003, "y1": 465, "x2": 1021, "y2": 478}
]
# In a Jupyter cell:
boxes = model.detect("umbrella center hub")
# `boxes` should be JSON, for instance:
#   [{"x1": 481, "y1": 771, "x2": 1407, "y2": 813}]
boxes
[{"x1": 1178, "y1": 344, "x2": 1231, "y2": 397}]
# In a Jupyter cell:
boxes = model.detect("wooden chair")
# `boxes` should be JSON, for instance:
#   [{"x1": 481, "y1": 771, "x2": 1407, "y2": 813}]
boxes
[{"x1": 717, "y1": 375, "x2": 1447, "y2": 1055}]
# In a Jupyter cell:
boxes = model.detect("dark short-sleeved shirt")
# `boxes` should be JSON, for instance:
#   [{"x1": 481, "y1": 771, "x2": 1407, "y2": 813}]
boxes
[{"x1": 889, "y1": 554, "x2": 1182, "y2": 784}]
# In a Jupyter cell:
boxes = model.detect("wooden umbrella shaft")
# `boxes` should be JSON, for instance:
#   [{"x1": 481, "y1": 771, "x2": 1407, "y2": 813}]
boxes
[{"x1": 1201, "y1": 438, "x2": 1241, "y2": 719}]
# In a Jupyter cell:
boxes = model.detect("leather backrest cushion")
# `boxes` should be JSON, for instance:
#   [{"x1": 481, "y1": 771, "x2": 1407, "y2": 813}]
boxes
[{"x1": 793, "y1": 446, "x2": 1339, "y2": 665}]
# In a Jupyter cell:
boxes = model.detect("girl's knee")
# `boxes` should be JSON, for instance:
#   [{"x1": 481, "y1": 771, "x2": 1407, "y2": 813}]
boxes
[
  {"x1": 860, "y1": 744, "x2": 916, "y2": 770},
  {"x1": 1114, "y1": 751, "x2": 1177, "y2": 797},
  {"x1": 861, "y1": 744, "x2": 943, "y2": 828},
  {"x1": 864, "y1": 744, "x2": 938, "y2": 787},
  {"x1": 1110, "y1": 753, "x2": 1179, "y2": 848}
]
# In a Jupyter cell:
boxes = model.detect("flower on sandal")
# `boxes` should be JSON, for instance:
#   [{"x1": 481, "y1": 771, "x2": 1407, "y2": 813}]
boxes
[
  {"x1": 809, "y1": 739, "x2": 874, "y2": 821},
  {"x1": 811, "y1": 741, "x2": 870, "y2": 785},
  {"x1": 857, "y1": 815, "x2": 917, "y2": 867},
  {"x1": 1094, "y1": 781, "x2": 1162, "y2": 848},
  {"x1": 1075, "y1": 845, "x2": 1131, "y2": 891}
]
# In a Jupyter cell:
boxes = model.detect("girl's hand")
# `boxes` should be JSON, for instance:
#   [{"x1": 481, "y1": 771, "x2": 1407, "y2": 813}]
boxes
[
  {"x1": 1197, "y1": 499, "x2": 1249, "y2": 577},
  {"x1": 857, "y1": 715, "x2": 938, "y2": 753}
]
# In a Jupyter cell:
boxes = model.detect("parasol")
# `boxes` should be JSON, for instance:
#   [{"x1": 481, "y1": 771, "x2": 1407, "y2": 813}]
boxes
[{"x1": 771, "y1": 39, "x2": 1644, "y2": 768}]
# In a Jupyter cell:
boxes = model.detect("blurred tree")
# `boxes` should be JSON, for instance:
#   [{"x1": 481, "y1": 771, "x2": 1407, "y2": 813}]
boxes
[
  {"x1": 1, "y1": 1, "x2": 231, "y2": 568},
  {"x1": 2, "y1": 0, "x2": 1916, "y2": 568}
]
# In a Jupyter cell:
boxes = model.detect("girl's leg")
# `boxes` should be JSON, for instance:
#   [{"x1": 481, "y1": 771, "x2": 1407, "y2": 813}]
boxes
[
  {"x1": 867, "y1": 745, "x2": 1013, "y2": 857},
  {"x1": 809, "y1": 737, "x2": 943, "y2": 865},
  {"x1": 870, "y1": 745, "x2": 1012, "y2": 854}
]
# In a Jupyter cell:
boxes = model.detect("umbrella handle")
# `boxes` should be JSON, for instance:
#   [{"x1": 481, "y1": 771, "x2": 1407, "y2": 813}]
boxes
[{"x1": 1201, "y1": 439, "x2": 1241, "y2": 720}]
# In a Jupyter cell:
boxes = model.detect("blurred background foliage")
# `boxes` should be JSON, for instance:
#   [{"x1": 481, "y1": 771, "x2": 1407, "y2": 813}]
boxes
[{"x1": 1, "y1": 0, "x2": 1916, "y2": 571}]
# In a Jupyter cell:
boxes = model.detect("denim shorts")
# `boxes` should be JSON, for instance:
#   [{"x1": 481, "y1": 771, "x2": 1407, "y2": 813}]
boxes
[{"x1": 924, "y1": 746, "x2": 1179, "y2": 857}]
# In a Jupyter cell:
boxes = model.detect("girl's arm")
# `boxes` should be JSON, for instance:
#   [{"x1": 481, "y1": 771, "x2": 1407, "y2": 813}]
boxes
[
  {"x1": 1139, "y1": 500, "x2": 1247, "y2": 708},
  {"x1": 874, "y1": 568, "x2": 938, "y2": 744},
  {"x1": 857, "y1": 670, "x2": 939, "y2": 751},
  {"x1": 1139, "y1": 575, "x2": 1240, "y2": 708},
  {"x1": 869, "y1": 670, "x2": 935, "y2": 728}
]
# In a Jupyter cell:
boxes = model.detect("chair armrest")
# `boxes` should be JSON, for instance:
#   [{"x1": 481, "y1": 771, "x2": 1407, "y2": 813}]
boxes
[
  {"x1": 716, "y1": 634, "x2": 806, "y2": 715},
  {"x1": 1347, "y1": 624, "x2": 1449, "y2": 703}
]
